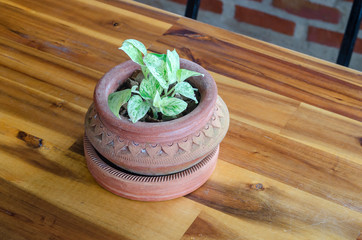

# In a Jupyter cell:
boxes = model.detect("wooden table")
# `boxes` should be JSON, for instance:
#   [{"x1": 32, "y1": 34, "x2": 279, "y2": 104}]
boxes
[{"x1": 1, "y1": 0, "x2": 361, "y2": 239}]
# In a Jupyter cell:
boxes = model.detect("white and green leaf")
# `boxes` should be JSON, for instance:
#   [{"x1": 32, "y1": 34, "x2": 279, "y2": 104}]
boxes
[
  {"x1": 176, "y1": 69, "x2": 204, "y2": 83},
  {"x1": 174, "y1": 82, "x2": 198, "y2": 103},
  {"x1": 119, "y1": 40, "x2": 146, "y2": 66},
  {"x1": 108, "y1": 89, "x2": 132, "y2": 117},
  {"x1": 141, "y1": 66, "x2": 150, "y2": 80},
  {"x1": 127, "y1": 95, "x2": 151, "y2": 123},
  {"x1": 148, "y1": 52, "x2": 166, "y2": 61},
  {"x1": 121, "y1": 39, "x2": 147, "y2": 55},
  {"x1": 115, "y1": 39, "x2": 206, "y2": 122},
  {"x1": 139, "y1": 75, "x2": 162, "y2": 100},
  {"x1": 143, "y1": 53, "x2": 168, "y2": 89},
  {"x1": 159, "y1": 97, "x2": 187, "y2": 116},
  {"x1": 166, "y1": 49, "x2": 180, "y2": 84},
  {"x1": 153, "y1": 90, "x2": 162, "y2": 109}
]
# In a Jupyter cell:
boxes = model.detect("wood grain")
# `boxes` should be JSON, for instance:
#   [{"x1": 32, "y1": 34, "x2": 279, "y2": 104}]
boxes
[
  {"x1": 184, "y1": 160, "x2": 362, "y2": 239},
  {"x1": 0, "y1": 125, "x2": 201, "y2": 240},
  {"x1": 0, "y1": 75, "x2": 86, "y2": 140},
  {"x1": 221, "y1": 119, "x2": 362, "y2": 212},
  {"x1": 149, "y1": 22, "x2": 362, "y2": 121},
  {"x1": 212, "y1": 71, "x2": 300, "y2": 133},
  {"x1": 176, "y1": 18, "x2": 362, "y2": 87},
  {"x1": 0, "y1": 0, "x2": 173, "y2": 72},
  {"x1": 0, "y1": 179, "x2": 126, "y2": 240},
  {"x1": 281, "y1": 103, "x2": 362, "y2": 164},
  {"x1": 0, "y1": 0, "x2": 361, "y2": 239}
]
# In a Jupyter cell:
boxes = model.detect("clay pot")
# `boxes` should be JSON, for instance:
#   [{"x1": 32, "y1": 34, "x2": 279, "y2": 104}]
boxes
[
  {"x1": 84, "y1": 135, "x2": 219, "y2": 201},
  {"x1": 84, "y1": 59, "x2": 229, "y2": 201}
]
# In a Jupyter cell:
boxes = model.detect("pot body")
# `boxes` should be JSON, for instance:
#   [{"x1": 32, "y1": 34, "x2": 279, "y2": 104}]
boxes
[
  {"x1": 84, "y1": 59, "x2": 229, "y2": 175},
  {"x1": 84, "y1": 135, "x2": 219, "y2": 201}
]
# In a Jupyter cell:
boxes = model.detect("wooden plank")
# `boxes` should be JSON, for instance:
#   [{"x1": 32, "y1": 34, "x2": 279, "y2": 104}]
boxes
[
  {"x1": 181, "y1": 211, "x2": 246, "y2": 240},
  {"x1": 0, "y1": 74, "x2": 86, "y2": 142},
  {"x1": 281, "y1": 103, "x2": 362, "y2": 165},
  {"x1": 177, "y1": 17, "x2": 362, "y2": 87},
  {"x1": 0, "y1": 43, "x2": 96, "y2": 99},
  {"x1": 184, "y1": 160, "x2": 362, "y2": 240},
  {"x1": 0, "y1": 65, "x2": 92, "y2": 109},
  {"x1": 0, "y1": 40, "x2": 93, "y2": 149},
  {"x1": 0, "y1": 0, "x2": 172, "y2": 72},
  {"x1": 212, "y1": 71, "x2": 300, "y2": 133},
  {"x1": 0, "y1": 0, "x2": 361, "y2": 239},
  {"x1": 0, "y1": 131, "x2": 201, "y2": 240},
  {"x1": 0, "y1": 180, "x2": 128, "y2": 240},
  {"x1": 0, "y1": 36, "x2": 104, "y2": 80},
  {"x1": 0, "y1": 115, "x2": 76, "y2": 150},
  {"x1": 0, "y1": 1, "x2": 121, "y2": 73},
  {"x1": 220, "y1": 119, "x2": 362, "y2": 212},
  {"x1": 149, "y1": 23, "x2": 362, "y2": 121},
  {"x1": 1, "y1": 121, "x2": 360, "y2": 239},
  {"x1": 3, "y1": 0, "x2": 172, "y2": 39}
]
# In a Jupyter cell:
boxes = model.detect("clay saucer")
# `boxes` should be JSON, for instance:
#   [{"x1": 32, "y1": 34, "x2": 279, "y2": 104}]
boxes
[{"x1": 84, "y1": 134, "x2": 219, "y2": 201}]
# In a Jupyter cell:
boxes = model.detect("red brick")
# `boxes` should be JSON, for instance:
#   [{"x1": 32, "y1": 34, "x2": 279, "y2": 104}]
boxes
[
  {"x1": 170, "y1": 0, "x2": 223, "y2": 14},
  {"x1": 234, "y1": 6, "x2": 295, "y2": 36},
  {"x1": 307, "y1": 26, "x2": 362, "y2": 54},
  {"x1": 200, "y1": 0, "x2": 223, "y2": 14},
  {"x1": 272, "y1": 0, "x2": 341, "y2": 24}
]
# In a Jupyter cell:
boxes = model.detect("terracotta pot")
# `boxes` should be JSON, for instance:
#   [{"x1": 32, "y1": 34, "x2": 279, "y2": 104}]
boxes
[
  {"x1": 85, "y1": 59, "x2": 229, "y2": 176},
  {"x1": 84, "y1": 135, "x2": 219, "y2": 201}
]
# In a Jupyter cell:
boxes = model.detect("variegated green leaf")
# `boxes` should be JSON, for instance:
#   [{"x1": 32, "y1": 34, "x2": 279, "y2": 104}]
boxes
[
  {"x1": 143, "y1": 53, "x2": 168, "y2": 89},
  {"x1": 139, "y1": 76, "x2": 162, "y2": 100},
  {"x1": 174, "y1": 82, "x2": 198, "y2": 103},
  {"x1": 166, "y1": 49, "x2": 180, "y2": 84},
  {"x1": 115, "y1": 40, "x2": 206, "y2": 122},
  {"x1": 159, "y1": 97, "x2": 187, "y2": 116},
  {"x1": 122, "y1": 39, "x2": 147, "y2": 55},
  {"x1": 127, "y1": 95, "x2": 151, "y2": 123},
  {"x1": 149, "y1": 52, "x2": 166, "y2": 61},
  {"x1": 141, "y1": 66, "x2": 150, "y2": 79},
  {"x1": 153, "y1": 90, "x2": 162, "y2": 108},
  {"x1": 119, "y1": 40, "x2": 145, "y2": 66},
  {"x1": 176, "y1": 69, "x2": 204, "y2": 83},
  {"x1": 108, "y1": 89, "x2": 132, "y2": 117}
]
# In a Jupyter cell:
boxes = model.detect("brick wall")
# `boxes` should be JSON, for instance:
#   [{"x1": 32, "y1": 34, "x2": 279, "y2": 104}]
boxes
[{"x1": 135, "y1": 0, "x2": 362, "y2": 71}]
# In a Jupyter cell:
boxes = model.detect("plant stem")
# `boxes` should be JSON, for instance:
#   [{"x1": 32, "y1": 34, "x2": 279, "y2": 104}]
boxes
[
  {"x1": 151, "y1": 107, "x2": 158, "y2": 119},
  {"x1": 167, "y1": 85, "x2": 176, "y2": 96},
  {"x1": 141, "y1": 66, "x2": 149, "y2": 80}
]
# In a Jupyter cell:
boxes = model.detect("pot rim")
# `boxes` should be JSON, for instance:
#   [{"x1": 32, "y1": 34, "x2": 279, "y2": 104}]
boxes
[{"x1": 94, "y1": 59, "x2": 217, "y2": 143}]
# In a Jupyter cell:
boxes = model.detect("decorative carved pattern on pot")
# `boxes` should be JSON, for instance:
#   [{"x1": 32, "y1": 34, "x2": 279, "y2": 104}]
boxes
[
  {"x1": 84, "y1": 135, "x2": 219, "y2": 201},
  {"x1": 85, "y1": 96, "x2": 229, "y2": 175}
]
